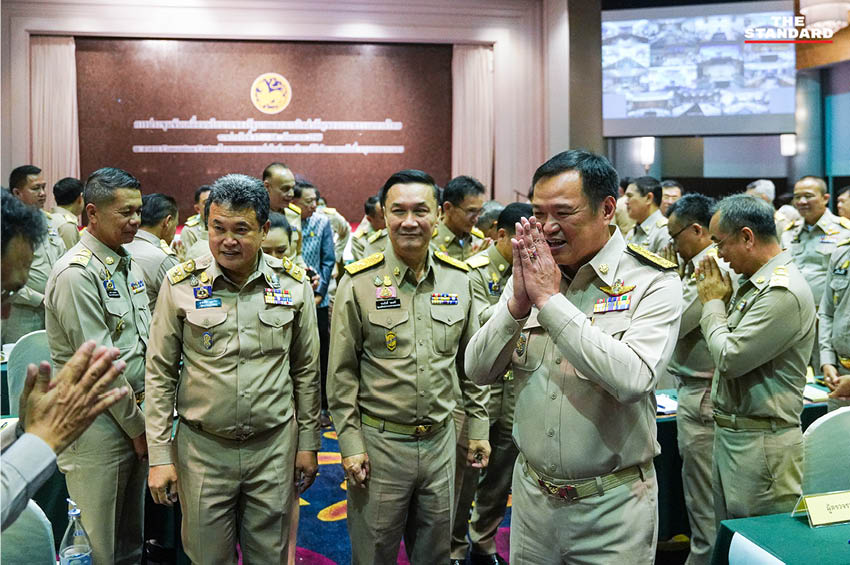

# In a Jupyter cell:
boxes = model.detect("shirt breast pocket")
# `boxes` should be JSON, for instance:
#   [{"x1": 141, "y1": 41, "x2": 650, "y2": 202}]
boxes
[
  {"x1": 258, "y1": 308, "x2": 295, "y2": 355},
  {"x1": 184, "y1": 310, "x2": 229, "y2": 357},
  {"x1": 366, "y1": 310, "x2": 410, "y2": 359},
  {"x1": 130, "y1": 290, "x2": 151, "y2": 343},
  {"x1": 591, "y1": 313, "x2": 630, "y2": 340},
  {"x1": 104, "y1": 300, "x2": 133, "y2": 350},
  {"x1": 430, "y1": 306, "x2": 465, "y2": 354}
]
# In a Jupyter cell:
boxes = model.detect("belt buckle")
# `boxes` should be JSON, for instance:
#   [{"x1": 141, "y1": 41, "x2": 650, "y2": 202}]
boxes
[
  {"x1": 414, "y1": 424, "x2": 432, "y2": 436},
  {"x1": 538, "y1": 478, "x2": 579, "y2": 501}
]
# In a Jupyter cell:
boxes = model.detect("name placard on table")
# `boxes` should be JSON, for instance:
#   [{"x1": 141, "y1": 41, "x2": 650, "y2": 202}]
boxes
[{"x1": 793, "y1": 490, "x2": 850, "y2": 527}]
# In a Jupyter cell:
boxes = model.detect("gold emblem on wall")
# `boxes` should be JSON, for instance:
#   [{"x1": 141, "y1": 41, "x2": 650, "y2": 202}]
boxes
[{"x1": 251, "y1": 72, "x2": 292, "y2": 114}]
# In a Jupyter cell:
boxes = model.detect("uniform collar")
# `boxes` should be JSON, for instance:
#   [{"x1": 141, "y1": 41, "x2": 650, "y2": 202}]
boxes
[
  {"x1": 205, "y1": 251, "x2": 268, "y2": 288},
  {"x1": 435, "y1": 221, "x2": 463, "y2": 248},
  {"x1": 52, "y1": 206, "x2": 77, "y2": 222},
  {"x1": 384, "y1": 242, "x2": 434, "y2": 285},
  {"x1": 566, "y1": 226, "x2": 624, "y2": 287},
  {"x1": 746, "y1": 250, "x2": 792, "y2": 291},
  {"x1": 638, "y1": 209, "x2": 664, "y2": 234},
  {"x1": 80, "y1": 229, "x2": 130, "y2": 276},
  {"x1": 814, "y1": 210, "x2": 839, "y2": 234},
  {"x1": 486, "y1": 244, "x2": 511, "y2": 279},
  {"x1": 135, "y1": 229, "x2": 161, "y2": 247}
]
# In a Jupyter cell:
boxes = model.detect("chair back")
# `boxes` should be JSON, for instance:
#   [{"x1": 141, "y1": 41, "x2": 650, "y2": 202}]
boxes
[
  {"x1": 801, "y1": 406, "x2": 850, "y2": 495},
  {"x1": 6, "y1": 331, "x2": 51, "y2": 417},
  {"x1": 0, "y1": 499, "x2": 56, "y2": 564}
]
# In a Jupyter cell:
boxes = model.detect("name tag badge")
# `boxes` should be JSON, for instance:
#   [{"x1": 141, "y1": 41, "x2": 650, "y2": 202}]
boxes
[
  {"x1": 196, "y1": 298, "x2": 222, "y2": 309},
  {"x1": 376, "y1": 298, "x2": 401, "y2": 309},
  {"x1": 102, "y1": 279, "x2": 120, "y2": 298}
]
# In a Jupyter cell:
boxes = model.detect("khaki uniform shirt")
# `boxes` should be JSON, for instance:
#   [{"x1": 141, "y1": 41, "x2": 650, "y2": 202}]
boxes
[
  {"x1": 284, "y1": 204, "x2": 303, "y2": 259},
  {"x1": 625, "y1": 209, "x2": 672, "y2": 254},
  {"x1": 185, "y1": 235, "x2": 211, "y2": 261},
  {"x1": 350, "y1": 223, "x2": 377, "y2": 261},
  {"x1": 430, "y1": 221, "x2": 486, "y2": 261},
  {"x1": 818, "y1": 240, "x2": 850, "y2": 368},
  {"x1": 328, "y1": 246, "x2": 490, "y2": 458},
  {"x1": 465, "y1": 230, "x2": 683, "y2": 479},
  {"x1": 3, "y1": 211, "x2": 67, "y2": 343},
  {"x1": 353, "y1": 228, "x2": 388, "y2": 261},
  {"x1": 178, "y1": 215, "x2": 204, "y2": 259},
  {"x1": 667, "y1": 245, "x2": 735, "y2": 380},
  {"x1": 780, "y1": 210, "x2": 850, "y2": 305},
  {"x1": 50, "y1": 206, "x2": 80, "y2": 250},
  {"x1": 701, "y1": 251, "x2": 815, "y2": 425},
  {"x1": 465, "y1": 244, "x2": 512, "y2": 324},
  {"x1": 145, "y1": 252, "x2": 321, "y2": 466},
  {"x1": 44, "y1": 230, "x2": 150, "y2": 439},
  {"x1": 123, "y1": 230, "x2": 180, "y2": 312}
]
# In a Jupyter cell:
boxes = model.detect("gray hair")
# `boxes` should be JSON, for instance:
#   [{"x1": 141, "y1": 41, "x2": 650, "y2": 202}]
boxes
[
  {"x1": 746, "y1": 179, "x2": 775, "y2": 202},
  {"x1": 716, "y1": 194, "x2": 777, "y2": 242},
  {"x1": 205, "y1": 174, "x2": 270, "y2": 227},
  {"x1": 476, "y1": 200, "x2": 505, "y2": 231}
]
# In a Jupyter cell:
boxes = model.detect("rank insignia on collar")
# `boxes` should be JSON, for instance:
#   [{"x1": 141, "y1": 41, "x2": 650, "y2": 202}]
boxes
[
  {"x1": 431, "y1": 293, "x2": 459, "y2": 305},
  {"x1": 593, "y1": 294, "x2": 631, "y2": 313},
  {"x1": 202, "y1": 331, "x2": 213, "y2": 350},
  {"x1": 199, "y1": 271, "x2": 210, "y2": 284},
  {"x1": 515, "y1": 334, "x2": 527, "y2": 356},
  {"x1": 599, "y1": 279, "x2": 635, "y2": 296},
  {"x1": 129, "y1": 280, "x2": 146, "y2": 294},
  {"x1": 189, "y1": 274, "x2": 200, "y2": 287},
  {"x1": 265, "y1": 288, "x2": 292, "y2": 305},
  {"x1": 193, "y1": 285, "x2": 213, "y2": 300},
  {"x1": 374, "y1": 276, "x2": 383, "y2": 287},
  {"x1": 385, "y1": 331, "x2": 397, "y2": 352},
  {"x1": 377, "y1": 286, "x2": 397, "y2": 299},
  {"x1": 393, "y1": 267, "x2": 401, "y2": 277},
  {"x1": 383, "y1": 275, "x2": 393, "y2": 287}
]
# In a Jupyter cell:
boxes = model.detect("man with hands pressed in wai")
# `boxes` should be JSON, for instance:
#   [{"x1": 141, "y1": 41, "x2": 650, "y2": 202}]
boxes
[
  {"x1": 466, "y1": 150, "x2": 682, "y2": 565},
  {"x1": 328, "y1": 169, "x2": 490, "y2": 565},
  {"x1": 695, "y1": 194, "x2": 815, "y2": 525}
]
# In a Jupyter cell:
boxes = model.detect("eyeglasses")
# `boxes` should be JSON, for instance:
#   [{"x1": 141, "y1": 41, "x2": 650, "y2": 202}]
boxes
[
  {"x1": 668, "y1": 223, "x2": 692, "y2": 241},
  {"x1": 712, "y1": 231, "x2": 738, "y2": 250}
]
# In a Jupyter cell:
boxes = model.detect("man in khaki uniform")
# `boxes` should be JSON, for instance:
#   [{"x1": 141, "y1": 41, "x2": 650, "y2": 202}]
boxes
[
  {"x1": 431, "y1": 175, "x2": 488, "y2": 261},
  {"x1": 660, "y1": 179, "x2": 683, "y2": 217},
  {"x1": 624, "y1": 175, "x2": 672, "y2": 253},
  {"x1": 838, "y1": 186, "x2": 850, "y2": 220},
  {"x1": 262, "y1": 162, "x2": 303, "y2": 258},
  {"x1": 4, "y1": 165, "x2": 67, "y2": 343},
  {"x1": 697, "y1": 194, "x2": 815, "y2": 524},
  {"x1": 666, "y1": 194, "x2": 735, "y2": 565},
  {"x1": 350, "y1": 195, "x2": 385, "y2": 261},
  {"x1": 146, "y1": 174, "x2": 320, "y2": 564},
  {"x1": 453, "y1": 202, "x2": 531, "y2": 565},
  {"x1": 124, "y1": 193, "x2": 180, "y2": 312},
  {"x1": 475, "y1": 200, "x2": 505, "y2": 243},
  {"x1": 176, "y1": 185, "x2": 211, "y2": 259},
  {"x1": 51, "y1": 176, "x2": 83, "y2": 250},
  {"x1": 819, "y1": 237, "x2": 850, "y2": 411},
  {"x1": 328, "y1": 169, "x2": 491, "y2": 565},
  {"x1": 44, "y1": 167, "x2": 150, "y2": 564},
  {"x1": 466, "y1": 150, "x2": 683, "y2": 564}
]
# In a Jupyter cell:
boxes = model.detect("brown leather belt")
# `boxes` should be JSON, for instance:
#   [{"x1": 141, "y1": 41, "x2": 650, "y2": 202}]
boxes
[
  {"x1": 519, "y1": 453, "x2": 643, "y2": 502},
  {"x1": 713, "y1": 411, "x2": 795, "y2": 432},
  {"x1": 360, "y1": 413, "x2": 446, "y2": 437}
]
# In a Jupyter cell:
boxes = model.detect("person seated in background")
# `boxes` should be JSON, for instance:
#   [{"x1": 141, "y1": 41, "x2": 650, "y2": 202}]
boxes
[
  {"x1": 4, "y1": 165, "x2": 67, "y2": 344},
  {"x1": 51, "y1": 176, "x2": 84, "y2": 249},
  {"x1": 175, "y1": 184, "x2": 210, "y2": 260},
  {"x1": 351, "y1": 195, "x2": 387, "y2": 261},
  {"x1": 261, "y1": 211, "x2": 292, "y2": 260},
  {"x1": 433, "y1": 175, "x2": 487, "y2": 260},
  {"x1": 475, "y1": 200, "x2": 505, "y2": 243},
  {"x1": 624, "y1": 175, "x2": 672, "y2": 253},
  {"x1": 837, "y1": 185, "x2": 850, "y2": 221},
  {"x1": 660, "y1": 179, "x2": 683, "y2": 217},
  {"x1": 124, "y1": 193, "x2": 180, "y2": 312}
]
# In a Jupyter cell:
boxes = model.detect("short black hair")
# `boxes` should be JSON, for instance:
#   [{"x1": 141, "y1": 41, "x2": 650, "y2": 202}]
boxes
[
  {"x1": 630, "y1": 176, "x2": 663, "y2": 206},
  {"x1": 364, "y1": 195, "x2": 381, "y2": 217},
  {"x1": 838, "y1": 185, "x2": 850, "y2": 198},
  {"x1": 293, "y1": 180, "x2": 316, "y2": 200},
  {"x1": 716, "y1": 194, "x2": 777, "y2": 243},
  {"x1": 140, "y1": 193, "x2": 178, "y2": 228},
  {"x1": 9, "y1": 165, "x2": 41, "y2": 191},
  {"x1": 205, "y1": 174, "x2": 270, "y2": 227},
  {"x1": 443, "y1": 175, "x2": 485, "y2": 207},
  {"x1": 530, "y1": 149, "x2": 618, "y2": 212},
  {"x1": 497, "y1": 202, "x2": 534, "y2": 233},
  {"x1": 477, "y1": 201, "x2": 505, "y2": 231},
  {"x1": 84, "y1": 167, "x2": 141, "y2": 207},
  {"x1": 1, "y1": 189, "x2": 45, "y2": 255},
  {"x1": 378, "y1": 169, "x2": 440, "y2": 209},
  {"x1": 661, "y1": 179, "x2": 684, "y2": 192},
  {"x1": 619, "y1": 176, "x2": 632, "y2": 191},
  {"x1": 268, "y1": 211, "x2": 292, "y2": 235},
  {"x1": 194, "y1": 185, "x2": 212, "y2": 203},
  {"x1": 53, "y1": 177, "x2": 84, "y2": 206},
  {"x1": 667, "y1": 193, "x2": 716, "y2": 229},
  {"x1": 262, "y1": 162, "x2": 290, "y2": 181}
]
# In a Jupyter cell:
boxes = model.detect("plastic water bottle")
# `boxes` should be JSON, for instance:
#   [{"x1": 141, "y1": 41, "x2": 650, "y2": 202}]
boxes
[{"x1": 59, "y1": 499, "x2": 92, "y2": 565}]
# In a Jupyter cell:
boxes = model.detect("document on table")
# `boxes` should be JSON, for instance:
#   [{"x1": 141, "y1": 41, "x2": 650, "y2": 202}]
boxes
[
  {"x1": 803, "y1": 384, "x2": 829, "y2": 402},
  {"x1": 656, "y1": 393, "x2": 678, "y2": 415}
]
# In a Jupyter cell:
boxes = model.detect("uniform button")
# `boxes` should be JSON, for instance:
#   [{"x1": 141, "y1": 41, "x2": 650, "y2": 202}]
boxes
[
  {"x1": 547, "y1": 429, "x2": 554, "y2": 437},
  {"x1": 419, "y1": 391, "x2": 425, "y2": 397},
  {"x1": 550, "y1": 392, "x2": 557, "y2": 400},
  {"x1": 240, "y1": 359, "x2": 246, "y2": 364},
  {"x1": 550, "y1": 464, "x2": 557, "y2": 472},
  {"x1": 419, "y1": 367, "x2": 424, "y2": 372},
  {"x1": 419, "y1": 340, "x2": 424, "y2": 346},
  {"x1": 555, "y1": 357, "x2": 562, "y2": 364},
  {"x1": 417, "y1": 315, "x2": 422, "y2": 320}
]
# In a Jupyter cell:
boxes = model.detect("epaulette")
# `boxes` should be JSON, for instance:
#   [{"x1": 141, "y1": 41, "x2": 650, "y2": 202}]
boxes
[
  {"x1": 839, "y1": 217, "x2": 850, "y2": 230},
  {"x1": 768, "y1": 265, "x2": 790, "y2": 288},
  {"x1": 432, "y1": 226, "x2": 439, "y2": 238},
  {"x1": 281, "y1": 257, "x2": 304, "y2": 282},
  {"x1": 465, "y1": 254, "x2": 490, "y2": 269},
  {"x1": 288, "y1": 203, "x2": 301, "y2": 214},
  {"x1": 160, "y1": 239, "x2": 176, "y2": 256},
  {"x1": 354, "y1": 228, "x2": 367, "y2": 240},
  {"x1": 345, "y1": 252, "x2": 384, "y2": 275},
  {"x1": 785, "y1": 219, "x2": 802, "y2": 231},
  {"x1": 45, "y1": 211, "x2": 53, "y2": 219},
  {"x1": 837, "y1": 237, "x2": 850, "y2": 247},
  {"x1": 63, "y1": 215, "x2": 76, "y2": 224},
  {"x1": 185, "y1": 214, "x2": 200, "y2": 227},
  {"x1": 367, "y1": 228, "x2": 385, "y2": 244},
  {"x1": 166, "y1": 258, "x2": 197, "y2": 284},
  {"x1": 435, "y1": 250, "x2": 470, "y2": 272},
  {"x1": 69, "y1": 248, "x2": 92, "y2": 267},
  {"x1": 325, "y1": 207, "x2": 337, "y2": 214},
  {"x1": 626, "y1": 243, "x2": 677, "y2": 271},
  {"x1": 470, "y1": 226, "x2": 485, "y2": 239},
  {"x1": 656, "y1": 217, "x2": 668, "y2": 228}
]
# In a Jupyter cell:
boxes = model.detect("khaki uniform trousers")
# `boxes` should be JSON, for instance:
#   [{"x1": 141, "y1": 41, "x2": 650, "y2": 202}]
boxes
[
  {"x1": 450, "y1": 406, "x2": 479, "y2": 559},
  {"x1": 347, "y1": 420, "x2": 456, "y2": 565},
  {"x1": 675, "y1": 379, "x2": 715, "y2": 565},
  {"x1": 510, "y1": 457, "x2": 657, "y2": 564},
  {"x1": 452, "y1": 378, "x2": 518, "y2": 558},
  {"x1": 712, "y1": 425, "x2": 803, "y2": 526},
  {"x1": 175, "y1": 419, "x2": 296, "y2": 565},
  {"x1": 58, "y1": 413, "x2": 147, "y2": 565}
]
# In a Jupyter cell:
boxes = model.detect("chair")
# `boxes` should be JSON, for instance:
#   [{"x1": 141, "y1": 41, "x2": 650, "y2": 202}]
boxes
[
  {"x1": 6, "y1": 331, "x2": 52, "y2": 418},
  {"x1": 0, "y1": 499, "x2": 56, "y2": 564},
  {"x1": 800, "y1": 406, "x2": 850, "y2": 495}
]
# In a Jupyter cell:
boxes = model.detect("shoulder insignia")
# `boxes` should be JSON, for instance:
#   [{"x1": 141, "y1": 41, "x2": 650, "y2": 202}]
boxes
[
  {"x1": 839, "y1": 217, "x2": 850, "y2": 230},
  {"x1": 281, "y1": 257, "x2": 305, "y2": 282},
  {"x1": 325, "y1": 207, "x2": 337, "y2": 214},
  {"x1": 774, "y1": 210, "x2": 786, "y2": 220},
  {"x1": 354, "y1": 229, "x2": 366, "y2": 240},
  {"x1": 707, "y1": 247, "x2": 719, "y2": 257},
  {"x1": 367, "y1": 229, "x2": 385, "y2": 244},
  {"x1": 626, "y1": 243, "x2": 677, "y2": 271},
  {"x1": 432, "y1": 226, "x2": 439, "y2": 238},
  {"x1": 785, "y1": 219, "x2": 802, "y2": 231},
  {"x1": 836, "y1": 237, "x2": 850, "y2": 247},
  {"x1": 345, "y1": 252, "x2": 385, "y2": 275},
  {"x1": 470, "y1": 226, "x2": 485, "y2": 239},
  {"x1": 435, "y1": 250, "x2": 470, "y2": 272},
  {"x1": 288, "y1": 203, "x2": 302, "y2": 214},
  {"x1": 64, "y1": 215, "x2": 76, "y2": 224},
  {"x1": 465, "y1": 254, "x2": 490, "y2": 269},
  {"x1": 68, "y1": 248, "x2": 92, "y2": 267},
  {"x1": 656, "y1": 217, "x2": 668, "y2": 228},
  {"x1": 45, "y1": 211, "x2": 53, "y2": 219},
  {"x1": 160, "y1": 239, "x2": 176, "y2": 255},
  {"x1": 768, "y1": 265, "x2": 790, "y2": 288},
  {"x1": 166, "y1": 263, "x2": 190, "y2": 284},
  {"x1": 185, "y1": 215, "x2": 200, "y2": 227}
]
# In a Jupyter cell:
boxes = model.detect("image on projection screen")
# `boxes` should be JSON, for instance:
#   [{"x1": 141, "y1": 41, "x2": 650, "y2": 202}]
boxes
[{"x1": 602, "y1": 6, "x2": 796, "y2": 137}]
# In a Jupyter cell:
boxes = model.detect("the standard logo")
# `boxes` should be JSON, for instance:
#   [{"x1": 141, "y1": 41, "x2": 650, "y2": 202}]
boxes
[{"x1": 251, "y1": 72, "x2": 292, "y2": 114}]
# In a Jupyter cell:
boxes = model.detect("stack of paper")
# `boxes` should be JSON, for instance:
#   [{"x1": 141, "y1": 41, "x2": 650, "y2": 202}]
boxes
[{"x1": 656, "y1": 393, "x2": 678, "y2": 414}]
